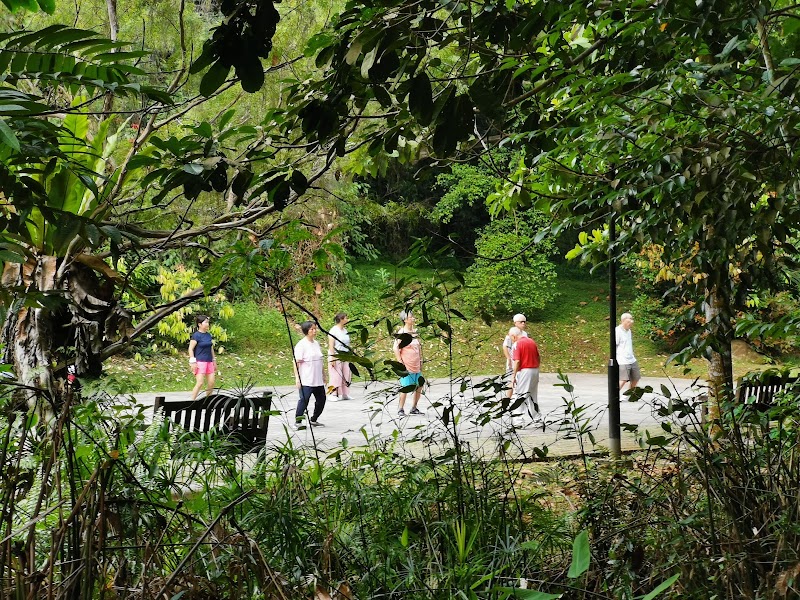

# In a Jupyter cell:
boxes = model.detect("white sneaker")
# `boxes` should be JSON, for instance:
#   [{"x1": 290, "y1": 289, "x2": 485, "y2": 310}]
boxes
[{"x1": 327, "y1": 394, "x2": 340, "y2": 402}]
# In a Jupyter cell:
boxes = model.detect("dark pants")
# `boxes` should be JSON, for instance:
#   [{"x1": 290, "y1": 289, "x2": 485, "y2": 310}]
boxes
[{"x1": 296, "y1": 385, "x2": 326, "y2": 421}]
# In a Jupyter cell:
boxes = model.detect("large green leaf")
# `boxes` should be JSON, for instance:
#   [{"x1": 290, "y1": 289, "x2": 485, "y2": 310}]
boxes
[
  {"x1": 0, "y1": 117, "x2": 19, "y2": 151},
  {"x1": 567, "y1": 530, "x2": 590, "y2": 578},
  {"x1": 408, "y1": 72, "x2": 433, "y2": 126}
]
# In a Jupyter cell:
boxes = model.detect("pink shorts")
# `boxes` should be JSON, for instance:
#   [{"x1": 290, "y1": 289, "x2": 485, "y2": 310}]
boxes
[{"x1": 193, "y1": 361, "x2": 216, "y2": 375}]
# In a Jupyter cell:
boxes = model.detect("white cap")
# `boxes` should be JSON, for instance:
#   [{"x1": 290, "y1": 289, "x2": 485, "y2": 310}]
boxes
[{"x1": 513, "y1": 313, "x2": 526, "y2": 322}]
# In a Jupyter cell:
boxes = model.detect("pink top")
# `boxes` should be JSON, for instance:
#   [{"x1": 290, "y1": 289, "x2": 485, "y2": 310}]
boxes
[
  {"x1": 294, "y1": 337, "x2": 325, "y2": 386},
  {"x1": 394, "y1": 328, "x2": 422, "y2": 373}
]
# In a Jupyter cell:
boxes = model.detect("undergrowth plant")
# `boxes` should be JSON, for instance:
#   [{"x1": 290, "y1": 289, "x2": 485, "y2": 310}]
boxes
[{"x1": 3, "y1": 259, "x2": 800, "y2": 599}]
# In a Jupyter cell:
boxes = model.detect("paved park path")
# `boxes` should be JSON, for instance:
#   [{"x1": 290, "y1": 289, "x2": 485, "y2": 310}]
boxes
[{"x1": 135, "y1": 372, "x2": 704, "y2": 457}]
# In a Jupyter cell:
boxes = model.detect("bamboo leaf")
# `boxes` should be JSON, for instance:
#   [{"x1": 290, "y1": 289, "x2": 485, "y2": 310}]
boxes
[{"x1": 640, "y1": 573, "x2": 680, "y2": 600}]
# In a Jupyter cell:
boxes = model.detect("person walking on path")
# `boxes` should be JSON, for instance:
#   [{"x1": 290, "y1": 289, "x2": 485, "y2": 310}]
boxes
[
  {"x1": 616, "y1": 312, "x2": 641, "y2": 392},
  {"x1": 510, "y1": 326, "x2": 542, "y2": 427},
  {"x1": 502, "y1": 314, "x2": 528, "y2": 398},
  {"x1": 294, "y1": 321, "x2": 328, "y2": 427},
  {"x1": 393, "y1": 310, "x2": 423, "y2": 417},
  {"x1": 188, "y1": 315, "x2": 216, "y2": 400},
  {"x1": 327, "y1": 312, "x2": 353, "y2": 401}
]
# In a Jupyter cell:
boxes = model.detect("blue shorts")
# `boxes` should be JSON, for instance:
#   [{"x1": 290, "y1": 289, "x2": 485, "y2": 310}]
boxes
[{"x1": 400, "y1": 372, "x2": 423, "y2": 388}]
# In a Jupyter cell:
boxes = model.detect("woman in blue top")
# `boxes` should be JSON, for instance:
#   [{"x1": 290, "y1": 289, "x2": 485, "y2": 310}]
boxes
[{"x1": 188, "y1": 314, "x2": 216, "y2": 400}]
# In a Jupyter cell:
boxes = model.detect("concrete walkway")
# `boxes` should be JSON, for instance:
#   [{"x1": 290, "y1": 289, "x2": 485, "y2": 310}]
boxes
[{"x1": 136, "y1": 372, "x2": 704, "y2": 458}]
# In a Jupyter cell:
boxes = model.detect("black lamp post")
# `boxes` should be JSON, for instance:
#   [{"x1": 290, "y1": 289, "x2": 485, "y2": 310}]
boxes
[{"x1": 608, "y1": 208, "x2": 621, "y2": 458}]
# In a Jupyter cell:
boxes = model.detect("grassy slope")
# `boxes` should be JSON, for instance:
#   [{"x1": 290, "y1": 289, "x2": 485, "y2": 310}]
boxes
[{"x1": 101, "y1": 264, "x2": 764, "y2": 395}]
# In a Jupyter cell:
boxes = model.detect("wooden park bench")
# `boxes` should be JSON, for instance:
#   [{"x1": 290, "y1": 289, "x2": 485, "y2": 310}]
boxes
[
  {"x1": 153, "y1": 390, "x2": 273, "y2": 452},
  {"x1": 736, "y1": 371, "x2": 800, "y2": 411}
]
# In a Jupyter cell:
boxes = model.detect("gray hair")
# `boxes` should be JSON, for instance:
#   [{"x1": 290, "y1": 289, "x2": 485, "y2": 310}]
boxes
[
  {"x1": 399, "y1": 310, "x2": 412, "y2": 321},
  {"x1": 621, "y1": 312, "x2": 633, "y2": 321},
  {"x1": 509, "y1": 326, "x2": 521, "y2": 337}
]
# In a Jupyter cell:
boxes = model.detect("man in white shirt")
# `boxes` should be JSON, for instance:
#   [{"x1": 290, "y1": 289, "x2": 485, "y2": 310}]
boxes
[
  {"x1": 615, "y1": 312, "x2": 640, "y2": 391},
  {"x1": 503, "y1": 313, "x2": 528, "y2": 398}
]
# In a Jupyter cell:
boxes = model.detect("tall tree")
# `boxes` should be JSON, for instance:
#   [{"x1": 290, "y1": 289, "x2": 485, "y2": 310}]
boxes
[
  {"x1": 0, "y1": 0, "x2": 335, "y2": 395},
  {"x1": 277, "y1": 0, "x2": 800, "y2": 404}
]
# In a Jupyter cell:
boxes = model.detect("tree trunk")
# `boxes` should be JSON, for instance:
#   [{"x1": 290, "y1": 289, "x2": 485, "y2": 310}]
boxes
[
  {"x1": 1, "y1": 256, "x2": 132, "y2": 397},
  {"x1": 704, "y1": 283, "x2": 735, "y2": 422},
  {"x1": 1, "y1": 257, "x2": 58, "y2": 398},
  {"x1": 102, "y1": 0, "x2": 119, "y2": 114}
]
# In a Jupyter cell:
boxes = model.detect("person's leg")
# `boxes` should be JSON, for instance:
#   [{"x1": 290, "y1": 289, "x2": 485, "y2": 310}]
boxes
[
  {"x1": 341, "y1": 361, "x2": 352, "y2": 399},
  {"x1": 310, "y1": 386, "x2": 327, "y2": 422},
  {"x1": 619, "y1": 364, "x2": 630, "y2": 391},
  {"x1": 398, "y1": 373, "x2": 412, "y2": 413},
  {"x1": 527, "y1": 368, "x2": 540, "y2": 418},
  {"x1": 191, "y1": 372, "x2": 205, "y2": 400},
  {"x1": 296, "y1": 386, "x2": 312, "y2": 421},
  {"x1": 329, "y1": 359, "x2": 342, "y2": 398},
  {"x1": 515, "y1": 369, "x2": 532, "y2": 421},
  {"x1": 629, "y1": 362, "x2": 641, "y2": 389},
  {"x1": 411, "y1": 374, "x2": 422, "y2": 409},
  {"x1": 205, "y1": 370, "x2": 216, "y2": 397}
]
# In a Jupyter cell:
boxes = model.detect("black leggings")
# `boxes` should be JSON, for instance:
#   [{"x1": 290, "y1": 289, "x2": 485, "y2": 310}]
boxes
[{"x1": 296, "y1": 385, "x2": 326, "y2": 421}]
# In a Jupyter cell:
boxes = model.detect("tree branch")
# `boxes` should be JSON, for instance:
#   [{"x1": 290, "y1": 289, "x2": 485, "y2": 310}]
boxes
[{"x1": 100, "y1": 280, "x2": 226, "y2": 360}]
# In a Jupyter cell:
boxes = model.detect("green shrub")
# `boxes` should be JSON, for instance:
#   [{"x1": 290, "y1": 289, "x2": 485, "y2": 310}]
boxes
[
  {"x1": 125, "y1": 263, "x2": 234, "y2": 356},
  {"x1": 630, "y1": 294, "x2": 693, "y2": 352},
  {"x1": 462, "y1": 209, "x2": 558, "y2": 319}
]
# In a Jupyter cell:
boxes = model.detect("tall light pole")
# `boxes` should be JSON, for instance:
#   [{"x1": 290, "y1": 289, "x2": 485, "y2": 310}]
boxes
[{"x1": 608, "y1": 208, "x2": 621, "y2": 458}]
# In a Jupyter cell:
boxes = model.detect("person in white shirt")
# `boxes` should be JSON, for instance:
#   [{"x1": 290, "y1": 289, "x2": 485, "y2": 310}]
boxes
[
  {"x1": 327, "y1": 312, "x2": 353, "y2": 401},
  {"x1": 615, "y1": 312, "x2": 641, "y2": 391},
  {"x1": 293, "y1": 321, "x2": 327, "y2": 426},
  {"x1": 502, "y1": 313, "x2": 528, "y2": 398}
]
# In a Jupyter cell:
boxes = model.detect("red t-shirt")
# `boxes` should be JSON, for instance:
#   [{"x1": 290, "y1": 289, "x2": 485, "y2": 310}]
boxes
[{"x1": 513, "y1": 336, "x2": 540, "y2": 369}]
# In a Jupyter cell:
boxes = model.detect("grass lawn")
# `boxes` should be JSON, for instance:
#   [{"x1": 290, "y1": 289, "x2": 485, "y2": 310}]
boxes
[{"x1": 99, "y1": 265, "x2": 767, "y2": 395}]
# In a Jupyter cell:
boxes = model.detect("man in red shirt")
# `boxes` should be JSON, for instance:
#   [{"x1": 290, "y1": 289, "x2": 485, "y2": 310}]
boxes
[{"x1": 510, "y1": 327, "x2": 542, "y2": 427}]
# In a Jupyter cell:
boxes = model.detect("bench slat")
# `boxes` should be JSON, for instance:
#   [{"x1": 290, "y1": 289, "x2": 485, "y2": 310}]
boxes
[
  {"x1": 154, "y1": 391, "x2": 273, "y2": 451},
  {"x1": 736, "y1": 373, "x2": 800, "y2": 410}
]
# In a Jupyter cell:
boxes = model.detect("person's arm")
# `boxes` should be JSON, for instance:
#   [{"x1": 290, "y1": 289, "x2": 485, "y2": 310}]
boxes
[
  {"x1": 322, "y1": 343, "x2": 328, "y2": 385},
  {"x1": 512, "y1": 358, "x2": 520, "y2": 384},
  {"x1": 393, "y1": 331, "x2": 402, "y2": 363},
  {"x1": 328, "y1": 333, "x2": 336, "y2": 361},
  {"x1": 294, "y1": 343, "x2": 305, "y2": 388},
  {"x1": 188, "y1": 337, "x2": 198, "y2": 370},
  {"x1": 211, "y1": 336, "x2": 216, "y2": 363}
]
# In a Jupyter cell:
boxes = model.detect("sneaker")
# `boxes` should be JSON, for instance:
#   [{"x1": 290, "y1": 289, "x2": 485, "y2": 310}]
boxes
[
  {"x1": 327, "y1": 394, "x2": 340, "y2": 402},
  {"x1": 340, "y1": 396, "x2": 353, "y2": 401},
  {"x1": 409, "y1": 407, "x2": 422, "y2": 415},
  {"x1": 310, "y1": 419, "x2": 324, "y2": 427},
  {"x1": 398, "y1": 408, "x2": 406, "y2": 417}
]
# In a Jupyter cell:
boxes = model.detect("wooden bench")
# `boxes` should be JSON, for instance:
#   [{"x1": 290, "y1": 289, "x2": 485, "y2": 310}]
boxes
[
  {"x1": 737, "y1": 371, "x2": 800, "y2": 411},
  {"x1": 153, "y1": 390, "x2": 273, "y2": 452}
]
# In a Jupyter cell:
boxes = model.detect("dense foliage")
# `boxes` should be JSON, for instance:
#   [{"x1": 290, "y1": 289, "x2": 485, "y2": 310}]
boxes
[
  {"x1": 4, "y1": 0, "x2": 800, "y2": 597},
  {"x1": 463, "y1": 209, "x2": 558, "y2": 319},
  {"x1": 2, "y1": 374, "x2": 800, "y2": 598}
]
